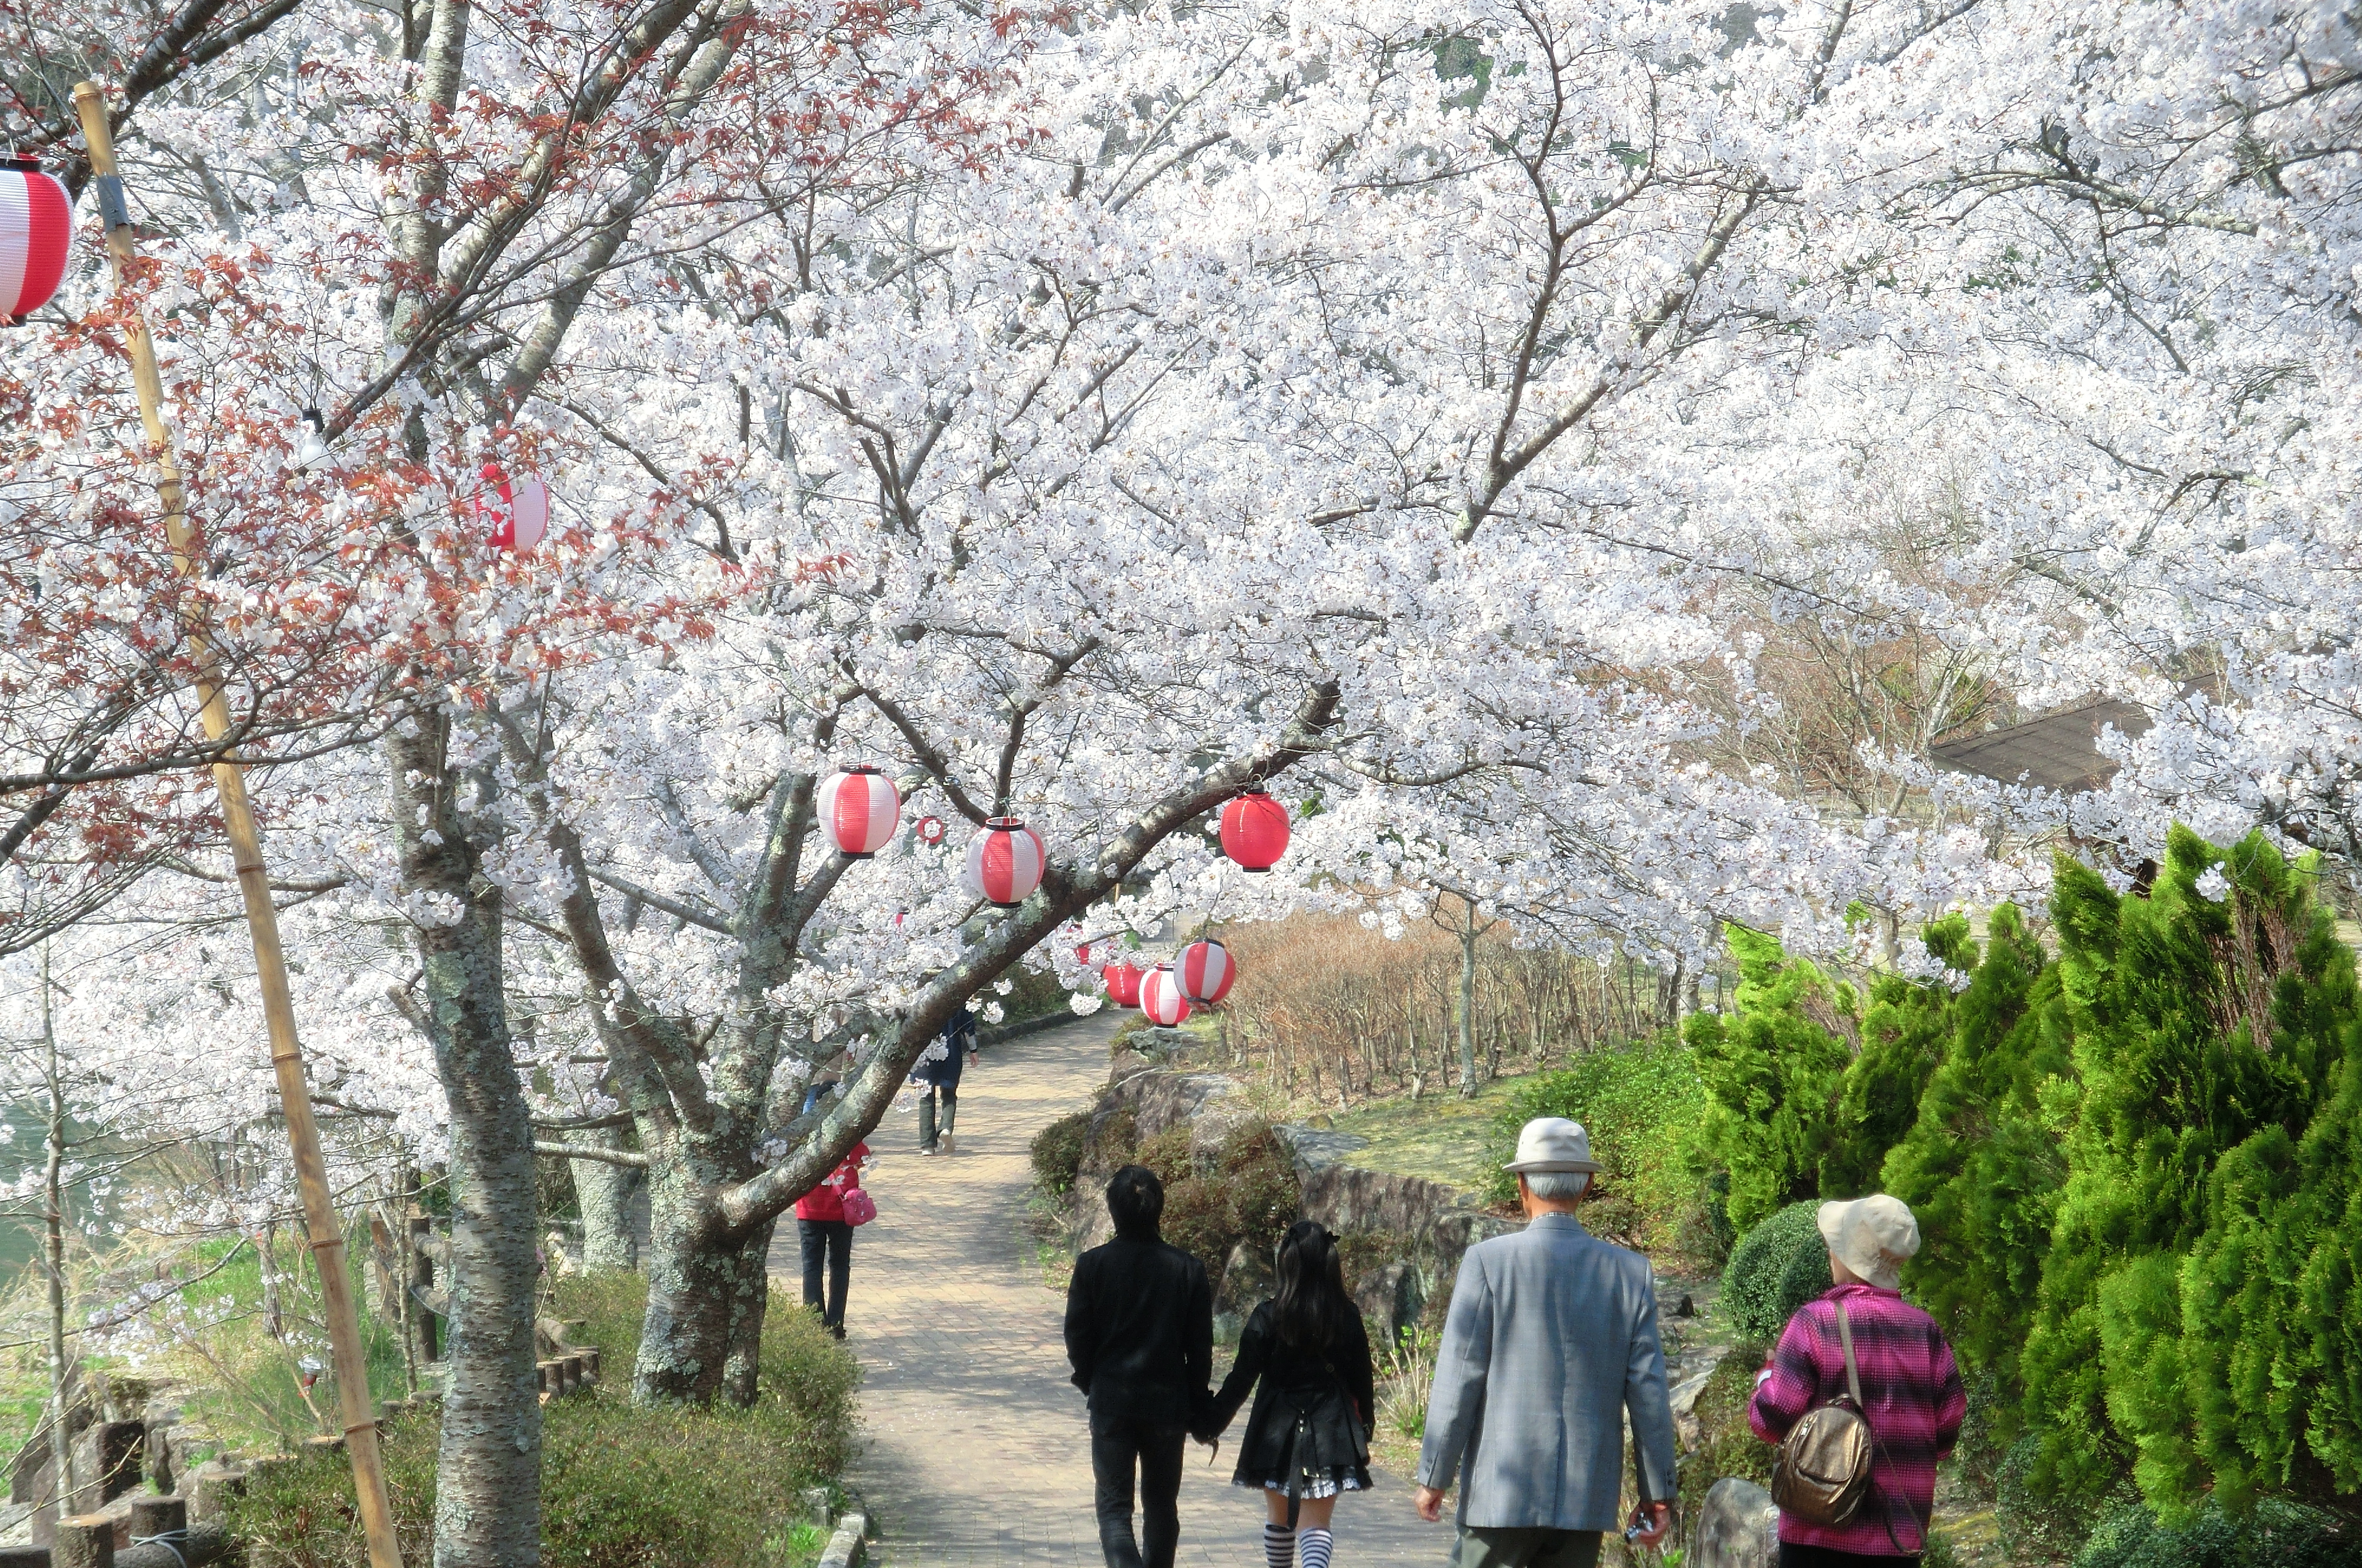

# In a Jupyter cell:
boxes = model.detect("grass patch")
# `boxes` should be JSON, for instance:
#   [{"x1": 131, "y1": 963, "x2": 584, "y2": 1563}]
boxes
[
  {"x1": 1322, "y1": 1072, "x2": 1539, "y2": 1194},
  {"x1": 230, "y1": 1272, "x2": 858, "y2": 1567}
]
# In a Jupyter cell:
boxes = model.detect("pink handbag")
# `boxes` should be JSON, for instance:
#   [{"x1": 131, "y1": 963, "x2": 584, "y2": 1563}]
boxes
[{"x1": 839, "y1": 1184, "x2": 877, "y2": 1227}]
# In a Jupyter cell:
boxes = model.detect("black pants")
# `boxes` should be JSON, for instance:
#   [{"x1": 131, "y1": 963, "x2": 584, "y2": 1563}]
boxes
[
  {"x1": 1089, "y1": 1416, "x2": 1184, "y2": 1568},
  {"x1": 920, "y1": 1083, "x2": 958, "y2": 1149},
  {"x1": 1779, "y1": 1545, "x2": 1920, "y2": 1567},
  {"x1": 798, "y1": 1219, "x2": 852, "y2": 1332}
]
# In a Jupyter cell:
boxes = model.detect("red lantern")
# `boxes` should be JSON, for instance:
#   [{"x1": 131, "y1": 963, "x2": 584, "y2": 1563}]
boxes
[
  {"x1": 817, "y1": 766, "x2": 901, "y2": 858},
  {"x1": 479, "y1": 462, "x2": 550, "y2": 551},
  {"x1": 1102, "y1": 960, "x2": 1143, "y2": 1008},
  {"x1": 1140, "y1": 963, "x2": 1192, "y2": 1027},
  {"x1": 1219, "y1": 786, "x2": 1290, "y2": 873},
  {"x1": 0, "y1": 161, "x2": 71, "y2": 322},
  {"x1": 914, "y1": 815, "x2": 946, "y2": 846},
  {"x1": 964, "y1": 816, "x2": 1045, "y2": 908},
  {"x1": 1177, "y1": 938, "x2": 1235, "y2": 1005}
]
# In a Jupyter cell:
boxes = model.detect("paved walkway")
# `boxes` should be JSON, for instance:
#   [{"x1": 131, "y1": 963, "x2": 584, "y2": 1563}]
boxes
[{"x1": 774, "y1": 1014, "x2": 1447, "y2": 1567}]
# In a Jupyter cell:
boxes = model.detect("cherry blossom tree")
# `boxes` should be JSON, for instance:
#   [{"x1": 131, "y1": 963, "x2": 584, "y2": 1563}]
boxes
[{"x1": 8, "y1": 0, "x2": 2357, "y2": 1560}]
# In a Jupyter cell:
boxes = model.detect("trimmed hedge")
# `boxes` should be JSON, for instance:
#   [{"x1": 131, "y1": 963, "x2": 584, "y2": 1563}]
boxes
[
  {"x1": 1030, "y1": 1109, "x2": 1092, "y2": 1196},
  {"x1": 2071, "y1": 1498, "x2": 2362, "y2": 1568},
  {"x1": 1721, "y1": 1200, "x2": 1832, "y2": 1344}
]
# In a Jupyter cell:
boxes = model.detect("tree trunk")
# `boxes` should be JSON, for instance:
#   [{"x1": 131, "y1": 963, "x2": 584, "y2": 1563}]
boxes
[
  {"x1": 40, "y1": 952, "x2": 74, "y2": 1517},
  {"x1": 1457, "y1": 915, "x2": 1479, "y2": 1098},
  {"x1": 572, "y1": 1131, "x2": 642, "y2": 1270},
  {"x1": 392, "y1": 719, "x2": 543, "y2": 1568},
  {"x1": 634, "y1": 1149, "x2": 772, "y2": 1406}
]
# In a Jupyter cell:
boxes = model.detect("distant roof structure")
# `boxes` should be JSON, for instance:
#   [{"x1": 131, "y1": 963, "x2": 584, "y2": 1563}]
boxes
[{"x1": 1929, "y1": 698, "x2": 2153, "y2": 793}]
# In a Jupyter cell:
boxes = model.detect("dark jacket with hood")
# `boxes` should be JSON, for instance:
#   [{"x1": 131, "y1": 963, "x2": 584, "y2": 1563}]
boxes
[{"x1": 1063, "y1": 1219, "x2": 1212, "y2": 1430}]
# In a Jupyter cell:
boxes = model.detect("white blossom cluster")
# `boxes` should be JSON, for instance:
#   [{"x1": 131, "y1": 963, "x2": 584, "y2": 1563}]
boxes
[{"x1": 0, "y1": 0, "x2": 2351, "y2": 1298}]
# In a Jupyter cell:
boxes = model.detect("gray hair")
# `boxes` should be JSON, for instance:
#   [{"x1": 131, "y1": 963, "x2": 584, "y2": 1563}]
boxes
[{"x1": 1523, "y1": 1171, "x2": 1591, "y2": 1201}]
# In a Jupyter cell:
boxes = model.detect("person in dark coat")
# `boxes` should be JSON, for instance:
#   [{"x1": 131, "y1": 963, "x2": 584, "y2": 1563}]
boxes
[
  {"x1": 912, "y1": 1004, "x2": 977, "y2": 1154},
  {"x1": 1063, "y1": 1165, "x2": 1215, "y2": 1568},
  {"x1": 1198, "y1": 1220, "x2": 1375, "y2": 1568}
]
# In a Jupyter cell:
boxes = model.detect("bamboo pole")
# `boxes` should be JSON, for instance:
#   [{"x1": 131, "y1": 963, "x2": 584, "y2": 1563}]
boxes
[{"x1": 70, "y1": 82, "x2": 405, "y2": 1568}]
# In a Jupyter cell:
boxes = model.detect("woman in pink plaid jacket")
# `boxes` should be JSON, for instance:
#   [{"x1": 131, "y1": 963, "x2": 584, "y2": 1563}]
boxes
[{"x1": 1748, "y1": 1195, "x2": 1965, "y2": 1567}]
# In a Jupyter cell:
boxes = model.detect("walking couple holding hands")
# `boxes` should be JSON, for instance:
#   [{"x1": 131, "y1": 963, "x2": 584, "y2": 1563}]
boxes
[{"x1": 1062, "y1": 1118, "x2": 1680, "y2": 1568}]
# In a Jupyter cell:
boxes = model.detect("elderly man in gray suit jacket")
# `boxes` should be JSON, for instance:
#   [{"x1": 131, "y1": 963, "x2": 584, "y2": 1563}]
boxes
[{"x1": 1413, "y1": 1118, "x2": 1678, "y2": 1568}]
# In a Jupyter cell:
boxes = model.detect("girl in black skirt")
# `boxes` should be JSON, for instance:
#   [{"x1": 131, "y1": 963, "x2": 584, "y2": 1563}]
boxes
[{"x1": 1198, "y1": 1220, "x2": 1375, "y2": 1568}]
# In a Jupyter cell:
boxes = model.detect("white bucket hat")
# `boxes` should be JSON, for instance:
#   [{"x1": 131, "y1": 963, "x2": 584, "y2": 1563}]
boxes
[
  {"x1": 1503, "y1": 1117, "x2": 1600, "y2": 1174},
  {"x1": 1818, "y1": 1194, "x2": 1921, "y2": 1291}
]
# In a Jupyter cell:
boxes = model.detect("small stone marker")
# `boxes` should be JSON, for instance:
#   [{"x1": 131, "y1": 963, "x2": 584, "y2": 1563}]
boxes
[
  {"x1": 0, "y1": 1544, "x2": 54, "y2": 1567},
  {"x1": 301, "y1": 1434, "x2": 344, "y2": 1458}
]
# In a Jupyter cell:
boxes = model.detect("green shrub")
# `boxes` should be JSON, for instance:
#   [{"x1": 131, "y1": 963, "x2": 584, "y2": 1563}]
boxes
[
  {"x1": 1483, "y1": 1030, "x2": 1711, "y2": 1252},
  {"x1": 1687, "y1": 929, "x2": 1858, "y2": 1233},
  {"x1": 1221, "y1": 1123, "x2": 1301, "y2": 1255},
  {"x1": 2070, "y1": 1497, "x2": 2362, "y2": 1568},
  {"x1": 231, "y1": 1272, "x2": 859, "y2": 1567},
  {"x1": 999, "y1": 961, "x2": 1071, "y2": 1023},
  {"x1": 1030, "y1": 1110, "x2": 1092, "y2": 1197},
  {"x1": 2019, "y1": 830, "x2": 2358, "y2": 1515},
  {"x1": 1823, "y1": 914, "x2": 1972, "y2": 1196},
  {"x1": 1880, "y1": 902, "x2": 2068, "y2": 1432},
  {"x1": 1721, "y1": 1201, "x2": 1832, "y2": 1344},
  {"x1": 1136, "y1": 1125, "x2": 1194, "y2": 1188},
  {"x1": 1998, "y1": 1434, "x2": 2110, "y2": 1566},
  {"x1": 1151, "y1": 1121, "x2": 1301, "y2": 1278},
  {"x1": 1079, "y1": 1106, "x2": 1139, "y2": 1177}
]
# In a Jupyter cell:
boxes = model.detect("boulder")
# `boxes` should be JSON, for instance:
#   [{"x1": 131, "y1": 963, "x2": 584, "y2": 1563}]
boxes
[
  {"x1": 1218, "y1": 1239, "x2": 1275, "y2": 1321},
  {"x1": 1351, "y1": 1259, "x2": 1422, "y2": 1349},
  {"x1": 1692, "y1": 1478, "x2": 1779, "y2": 1568},
  {"x1": 1273, "y1": 1125, "x2": 1371, "y2": 1173},
  {"x1": 1120, "y1": 1071, "x2": 1248, "y2": 1145},
  {"x1": 1666, "y1": 1344, "x2": 1733, "y2": 1452}
]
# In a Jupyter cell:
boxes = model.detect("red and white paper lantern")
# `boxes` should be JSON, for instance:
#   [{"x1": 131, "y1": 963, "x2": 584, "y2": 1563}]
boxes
[
  {"x1": 914, "y1": 815, "x2": 946, "y2": 846},
  {"x1": 1177, "y1": 938, "x2": 1235, "y2": 1006},
  {"x1": 1219, "y1": 785, "x2": 1291, "y2": 873},
  {"x1": 1139, "y1": 963, "x2": 1192, "y2": 1027},
  {"x1": 479, "y1": 462, "x2": 550, "y2": 551},
  {"x1": 964, "y1": 816, "x2": 1046, "y2": 908},
  {"x1": 1102, "y1": 960, "x2": 1144, "y2": 1008},
  {"x1": 0, "y1": 161, "x2": 71, "y2": 322},
  {"x1": 817, "y1": 766, "x2": 901, "y2": 858}
]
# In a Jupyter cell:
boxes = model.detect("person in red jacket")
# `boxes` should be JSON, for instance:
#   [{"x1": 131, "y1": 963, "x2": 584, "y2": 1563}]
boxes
[{"x1": 795, "y1": 1140, "x2": 870, "y2": 1340}]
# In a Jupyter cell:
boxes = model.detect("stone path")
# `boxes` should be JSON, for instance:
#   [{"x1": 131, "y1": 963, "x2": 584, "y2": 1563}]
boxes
[{"x1": 772, "y1": 1014, "x2": 1447, "y2": 1567}]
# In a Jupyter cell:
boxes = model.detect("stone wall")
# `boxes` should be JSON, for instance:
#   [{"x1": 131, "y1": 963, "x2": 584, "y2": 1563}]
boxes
[{"x1": 1057, "y1": 1035, "x2": 1513, "y2": 1348}]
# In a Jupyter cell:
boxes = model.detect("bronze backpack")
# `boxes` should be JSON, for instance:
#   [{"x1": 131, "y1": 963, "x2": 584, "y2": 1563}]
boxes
[{"x1": 1770, "y1": 1301, "x2": 1877, "y2": 1527}]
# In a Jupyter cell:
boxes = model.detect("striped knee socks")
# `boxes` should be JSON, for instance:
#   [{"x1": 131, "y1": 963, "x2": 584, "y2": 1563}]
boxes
[
  {"x1": 1263, "y1": 1522, "x2": 1295, "y2": 1568},
  {"x1": 1299, "y1": 1528, "x2": 1334, "y2": 1568}
]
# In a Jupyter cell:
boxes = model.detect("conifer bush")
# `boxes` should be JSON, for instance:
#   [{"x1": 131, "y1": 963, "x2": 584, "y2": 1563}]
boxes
[
  {"x1": 1686, "y1": 929, "x2": 1858, "y2": 1232},
  {"x1": 1822, "y1": 914, "x2": 1972, "y2": 1197},
  {"x1": 1881, "y1": 902, "x2": 2068, "y2": 1429},
  {"x1": 2017, "y1": 829, "x2": 2360, "y2": 1518}
]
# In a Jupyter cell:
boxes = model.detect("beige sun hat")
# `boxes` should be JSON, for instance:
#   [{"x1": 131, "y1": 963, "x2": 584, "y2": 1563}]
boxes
[
  {"x1": 1503, "y1": 1117, "x2": 1601, "y2": 1174},
  {"x1": 1818, "y1": 1194, "x2": 1921, "y2": 1291}
]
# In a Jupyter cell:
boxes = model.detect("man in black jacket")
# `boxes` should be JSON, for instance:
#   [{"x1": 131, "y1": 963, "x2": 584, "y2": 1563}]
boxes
[{"x1": 1063, "y1": 1164, "x2": 1213, "y2": 1568}]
